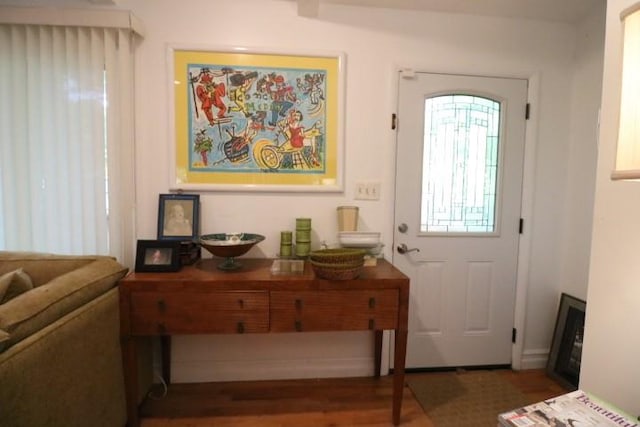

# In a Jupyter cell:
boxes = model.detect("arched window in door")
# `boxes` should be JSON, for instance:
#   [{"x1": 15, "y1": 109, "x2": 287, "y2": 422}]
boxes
[{"x1": 421, "y1": 94, "x2": 502, "y2": 234}]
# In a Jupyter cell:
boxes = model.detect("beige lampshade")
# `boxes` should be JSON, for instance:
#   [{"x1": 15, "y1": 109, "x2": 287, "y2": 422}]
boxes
[{"x1": 613, "y1": 3, "x2": 640, "y2": 180}]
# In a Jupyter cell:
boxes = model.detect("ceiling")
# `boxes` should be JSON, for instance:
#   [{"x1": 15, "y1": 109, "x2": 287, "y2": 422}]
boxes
[
  {"x1": 32, "y1": 0, "x2": 605, "y2": 24},
  {"x1": 291, "y1": 0, "x2": 605, "y2": 23}
]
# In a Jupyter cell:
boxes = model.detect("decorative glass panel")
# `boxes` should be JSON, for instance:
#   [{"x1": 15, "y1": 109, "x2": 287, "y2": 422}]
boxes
[{"x1": 421, "y1": 94, "x2": 501, "y2": 233}]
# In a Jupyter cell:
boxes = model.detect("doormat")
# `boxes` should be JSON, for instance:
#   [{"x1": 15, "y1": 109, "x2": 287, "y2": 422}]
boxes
[{"x1": 407, "y1": 370, "x2": 530, "y2": 427}]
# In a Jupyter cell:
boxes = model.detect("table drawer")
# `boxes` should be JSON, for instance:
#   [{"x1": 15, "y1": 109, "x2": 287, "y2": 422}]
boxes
[
  {"x1": 129, "y1": 291, "x2": 269, "y2": 335},
  {"x1": 270, "y1": 289, "x2": 399, "y2": 332}
]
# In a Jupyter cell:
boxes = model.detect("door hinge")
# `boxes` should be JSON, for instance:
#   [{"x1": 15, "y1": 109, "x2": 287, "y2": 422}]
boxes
[
  {"x1": 519, "y1": 218, "x2": 524, "y2": 234},
  {"x1": 391, "y1": 113, "x2": 397, "y2": 130},
  {"x1": 525, "y1": 103, "x2": 531, "y2": 120},
  {"x1": 512, "y1": 328, "x2": 517, "y2": 343}
]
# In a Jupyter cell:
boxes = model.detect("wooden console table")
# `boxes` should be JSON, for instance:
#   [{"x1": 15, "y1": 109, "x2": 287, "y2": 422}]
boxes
[{"x1": 119, "y1": 258, "x2": 409, "y2": 426}]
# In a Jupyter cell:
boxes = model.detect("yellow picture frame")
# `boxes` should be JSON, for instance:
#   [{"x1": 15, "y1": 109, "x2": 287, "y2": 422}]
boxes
[{"x1": 168, "y1": 45, "x2": 345, "y2": 192}]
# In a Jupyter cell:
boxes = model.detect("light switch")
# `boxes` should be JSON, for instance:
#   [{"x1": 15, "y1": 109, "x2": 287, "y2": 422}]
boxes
[{"x1": 355, "y1": 182, "x2": 381, "y2": 200}]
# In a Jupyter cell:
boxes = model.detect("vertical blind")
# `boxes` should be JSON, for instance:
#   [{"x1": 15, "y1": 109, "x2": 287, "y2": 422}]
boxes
[{"x1": 0, "y1": 21, "x2": 138, "y2": 265}]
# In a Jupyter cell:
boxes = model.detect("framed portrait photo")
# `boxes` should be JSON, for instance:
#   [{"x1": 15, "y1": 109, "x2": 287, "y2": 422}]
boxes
[
  {"x1": 157, "y1": 193, "x2": 200, "y2": 241},
  {"x1": 168, "y1": 45, "x2": 345, "y2": 192},
  {"x1": 135, "y1": 240, "x2": 182, "y2": 272}
]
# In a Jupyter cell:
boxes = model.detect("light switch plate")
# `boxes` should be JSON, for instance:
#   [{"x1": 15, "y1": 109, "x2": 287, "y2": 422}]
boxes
[{"x1": 355, "y1": 182, "x2": 381, "y2": 200}]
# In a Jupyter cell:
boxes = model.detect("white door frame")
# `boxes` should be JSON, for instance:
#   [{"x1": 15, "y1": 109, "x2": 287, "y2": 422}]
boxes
[{"x1": 387, "y1": 67, "x2": 541, "y2": 371}]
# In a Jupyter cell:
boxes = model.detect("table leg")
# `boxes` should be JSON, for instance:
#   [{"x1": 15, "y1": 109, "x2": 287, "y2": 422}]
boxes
[
  {"x1": 374, "y1": 330, "x2": 383, "y2": 377},
  {"x1": 392, "y1": 329, "x2": 408, "y2": 426},
  {"x1": 122, "y1": 336, "x2": 140, "y2": 427},
  {"x1": 161, "y1": 335, "x2": 172, "y2": 384}
]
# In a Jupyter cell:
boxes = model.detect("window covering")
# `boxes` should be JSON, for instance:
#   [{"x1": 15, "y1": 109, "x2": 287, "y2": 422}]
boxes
[{"x1": 0, "y1": 7, "x2": 141, "y2": 266}]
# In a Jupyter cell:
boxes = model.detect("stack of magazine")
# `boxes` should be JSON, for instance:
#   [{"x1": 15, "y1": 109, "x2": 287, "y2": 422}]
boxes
[{"x1": 498, "y1": 390, "x2": 639, "y2": 427}]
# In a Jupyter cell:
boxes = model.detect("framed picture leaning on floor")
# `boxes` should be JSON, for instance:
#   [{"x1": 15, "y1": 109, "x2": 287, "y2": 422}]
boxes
[{"x1": 546, "y1": 293, "x2": 586, "y2": 390}]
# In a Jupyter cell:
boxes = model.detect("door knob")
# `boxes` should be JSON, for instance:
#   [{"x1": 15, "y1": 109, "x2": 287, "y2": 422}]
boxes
[
  {"x1": 398, "y1": 223, "x2": 408, "y2": 233},
  {"x1": 397, "y1": 243, "x2": 420, "y2": 254}
]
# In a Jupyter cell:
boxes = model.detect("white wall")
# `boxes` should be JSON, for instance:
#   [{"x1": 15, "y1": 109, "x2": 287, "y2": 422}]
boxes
[
  {"x1": 519, "y1": 3, "x2": 604, "y2": 370},
  {"x1": 0, "y1": 0, "x2": 603, "y2": 382},
  {"x1": 124, "y1": 0, "x2": 602, "y2": 381},
  {"x1": 560, "y1": 6, "x2": 604, "y2": 300},
  {"x1": 581, "y1": 0, "x2": 640, "y2": 417}
]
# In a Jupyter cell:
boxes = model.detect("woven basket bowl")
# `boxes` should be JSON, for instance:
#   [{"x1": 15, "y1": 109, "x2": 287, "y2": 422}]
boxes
[
  {"x1": 309, "y1": 248, "x2": 366, "y2": 265},
  {"x1": 310, "y1": 259, "x2": 364, "y2": 280}
]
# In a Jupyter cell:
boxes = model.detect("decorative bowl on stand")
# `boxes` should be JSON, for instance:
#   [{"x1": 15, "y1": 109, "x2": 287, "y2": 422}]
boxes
[{"x1": 200, "y1": 233, "x2": 265, "y2": 270}]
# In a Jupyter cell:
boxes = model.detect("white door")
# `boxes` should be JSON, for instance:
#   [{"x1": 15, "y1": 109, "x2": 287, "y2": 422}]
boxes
[{"x1": 393, "y1": 71, "x2": 527, "y2": 368}]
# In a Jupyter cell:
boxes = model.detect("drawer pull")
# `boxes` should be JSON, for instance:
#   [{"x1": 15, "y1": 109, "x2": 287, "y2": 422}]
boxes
[
  {"x1": 157, "y1": 323, "x2": 167, "y2": 334},
  {"x1": 369, "y1": 297, "x2": 376, "y2": 309},
  {"x1": 238, "y1": 299, "x2": 244, "y2": 308},
  {"x1": 295, "y1": 299, "x2": 303, "y2": 310},
  {"x1": 237, "y1": 322, "x2": 245, "y2": 334},
  {"x1": 157, "y1": 299, "x2": 166, "y2": 312},
  {"x1": 295, "y1": 320, "x2": 302, "y2": 332},
  {"x1": 369, "y1": 319, "x2": 376, "y2": 330}
]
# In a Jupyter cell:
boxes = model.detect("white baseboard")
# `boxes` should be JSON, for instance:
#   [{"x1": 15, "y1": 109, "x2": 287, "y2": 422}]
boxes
[
  {"x1": 163, "y1": 331, "x2": 377, "y2": 383},
  {"x1": 171, "y1": 357, "x2": 375, "y2": 383},
  {"x1": 520, "y1": 348, "x2": 549, "y2": 370}
]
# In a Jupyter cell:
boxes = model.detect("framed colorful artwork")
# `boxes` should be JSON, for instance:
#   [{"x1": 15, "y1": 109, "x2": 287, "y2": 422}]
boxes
[{"x1": 168, "y1": 45, "x2": 345, "y2": 192}]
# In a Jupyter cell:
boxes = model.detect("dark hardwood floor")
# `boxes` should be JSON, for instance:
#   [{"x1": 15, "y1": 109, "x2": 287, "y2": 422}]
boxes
[
  {"x1": 139, "y1": 369, "x2": 568, "y2": 426},
  {"x1": 496, "y1": 368, "x2": 569, "y2": 403}
]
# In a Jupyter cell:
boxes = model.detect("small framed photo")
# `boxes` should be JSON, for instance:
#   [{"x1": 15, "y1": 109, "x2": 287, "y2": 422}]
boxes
[
  {"x1": 135, "y1": 240, "x2": 182, "y2": 272},
  {"x1": 546, "y1": 293, "x2": 586, "y2": 390},
  {"x1": 157, "y1": 193, "x2": 200, "y2": 241}
]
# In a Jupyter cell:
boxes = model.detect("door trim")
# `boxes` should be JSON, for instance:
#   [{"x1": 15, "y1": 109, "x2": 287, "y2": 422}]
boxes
[{"x1": 390, "y1": 67, "x2": 541, "y2": 371}]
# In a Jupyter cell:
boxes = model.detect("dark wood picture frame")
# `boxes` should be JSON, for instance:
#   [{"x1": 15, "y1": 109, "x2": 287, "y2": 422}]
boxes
[
  {"x1": 135, "y1": 240, "x2": 182, "y2": 272},
  {"x1": 157, "y1": 193, "x2": 200, "y2": 241},
  {"x1": 546, "y1": 293, "x2": 586, "y2": 390}
]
